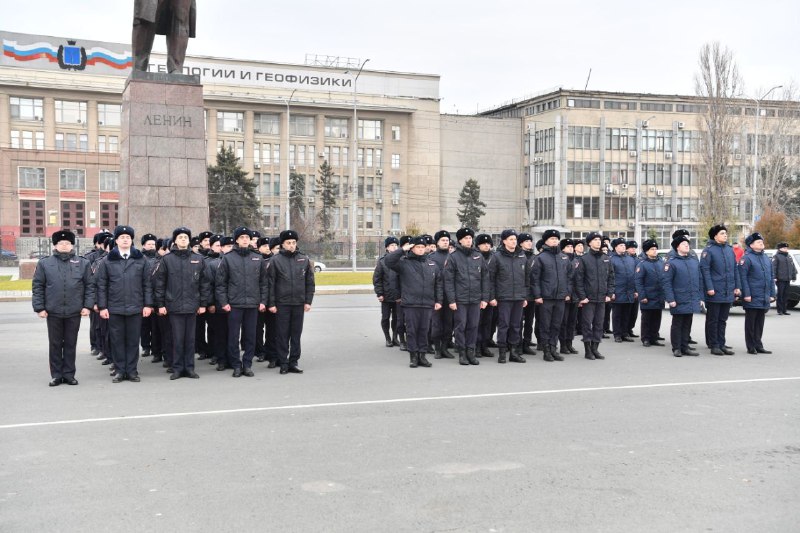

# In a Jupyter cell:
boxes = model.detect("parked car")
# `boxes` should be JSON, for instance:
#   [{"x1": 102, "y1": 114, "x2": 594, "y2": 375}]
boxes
[
  {"x1": 0, "y1": 250, "x2": 18, "y2": 261},
  {"x1": 313, "y1": 261, "x2": 326, "y2": 273},
  {"x1": 29, "y1": 250, "x2": 49, "y2": 260}
]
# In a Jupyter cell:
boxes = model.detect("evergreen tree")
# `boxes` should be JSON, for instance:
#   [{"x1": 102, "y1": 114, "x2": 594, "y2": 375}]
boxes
[
  {"x1": 207, "y1": 147, "x2": 260, "y2": 234},
  {"x1": 456, "y1": 178, "x2": 486, "y2": 229},
  {"x1": 289, "y1": 170, "x2": 306, "y2": 225},
  {"x1": 316, "y1": 160, "x2": 338, "y2": 242}
]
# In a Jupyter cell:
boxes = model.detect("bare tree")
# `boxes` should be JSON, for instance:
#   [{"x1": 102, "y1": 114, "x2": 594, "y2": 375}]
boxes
[
  {"x1": 694, "y1": 42, "x2": 743, "y2": 224},
  {"x1": 756, "y1": 86, "x2": 800, "y2": 219}
]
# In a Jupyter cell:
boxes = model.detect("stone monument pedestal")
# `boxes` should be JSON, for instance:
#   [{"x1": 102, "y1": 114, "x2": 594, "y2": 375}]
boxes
[{"x1": 119, "y1": 71, "x2": 209, "y2": 238}]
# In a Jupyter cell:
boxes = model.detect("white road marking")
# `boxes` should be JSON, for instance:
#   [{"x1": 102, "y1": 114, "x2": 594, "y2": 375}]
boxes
[{"x1": 1, "y1": 376, "x2": 798, "y2": 430}]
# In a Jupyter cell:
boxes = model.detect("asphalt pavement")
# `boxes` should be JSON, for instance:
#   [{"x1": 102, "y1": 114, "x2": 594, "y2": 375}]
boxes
[{"x1": 1, "y1": 295, "x2": 798, "y2": 532}]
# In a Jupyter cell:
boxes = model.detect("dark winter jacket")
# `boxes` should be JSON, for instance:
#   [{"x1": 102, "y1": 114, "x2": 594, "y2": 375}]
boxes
[
  {"x1": 203, "y1": 252, "x2": 223, "y2": 307},
  {"x1": 634, "y1": 256, "x2": 665, "y2": 310},
  {"x1": 96, "y1": 247, "x2": 153, "y2": 315},
  {"x1": 739, "y1": 249, "x2": 775, "y2": 310},
  {"x1": 489, "y1": 246, "x2": 529, "y2": 302},
  {"x1": 662, "y1": 253, "x2": 703, "y2": 315},
  {"x1": 699, "y1": 241, "x2": 740, "y2": 303},
  {"x1": 574, "y1": 249, "x2": 615, "y2": 303},
  {"x1": 772, "y1": 251, "x2": 797, "y2": 282},
  {"x1": 215, "y1": 246, "x2": 268, "y2": 309},
  {"x1": 32, "y1": 251, "x2": 95, "y2": 317},
  {"x1": 443, "y1": 244, "x2": 489, "y2": 305},
  {"x1": 529, "y1": 245, "x2": 572, "y2": 301},
  {"x1": 373, "y1": 254, "x2": 400, "y2": 302},
  {"x1": 153, "y1": 249, "x2": 211, "y2": 313},
  {"x1": 385, "y1": 248, "x2": 443, "y2": 308},
  {"x1": 267, "y1": 249, "x2": 315, "y2": 306},
  {"x1": 610, "y1": 252, "x2": 637, "y2": 303},
  {"x1": 523, "y1": 250, "x2": 537, "y2": 301}
]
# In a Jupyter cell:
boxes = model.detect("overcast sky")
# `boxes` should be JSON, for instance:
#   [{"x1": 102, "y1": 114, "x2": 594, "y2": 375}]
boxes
[{"x1": 3, "y1": 0, "x2": 798, "y2": 112}]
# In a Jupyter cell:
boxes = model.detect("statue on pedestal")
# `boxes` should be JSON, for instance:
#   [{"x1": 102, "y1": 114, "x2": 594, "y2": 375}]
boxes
[{"x1": 132, "y1": 0, "x2": 196, "y2": 74}]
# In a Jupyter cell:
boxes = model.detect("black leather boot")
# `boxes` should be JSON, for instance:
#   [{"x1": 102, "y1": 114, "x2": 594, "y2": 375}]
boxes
[
  {"x1": 480, "y1": 343, "x2": 493, "y2": 358},
  {"x1": 399, "y1": 333, "x2": 408, "y2": 352},
  {"x1": 567, "y1": 340, "x2": 579, "y2": 354},
  {"x1": 466, "y1": 348, "x2": 479, "y2": 365},
  {"x1": 409, "y1": 352, "x2": 419, "y2": 368},
  {"x1": 391, "y1": 332, "x2": 400, "y2": 347},
  {"x1": 584, "y1": 342, "x2": 595, "y2": 360},
  {"x1": 384, "y1": 331, "x2": 393, "y2": 348},
  {"x1": 522, "y1": 342, "x2": 536, "y2": 355},
  {"x1": 418, "y1": 352, "x2": 432, "y2": 367},
  {"x1": 509, "y1": 344, "x2": 526, "y2": 363},
  {"x1": 498, "y1": 347, "x2": 508, "y2": 364},
  {"x1": 439, "y1": 341, "x2": 455, "y2": 359},
  {"x1": 559, "y1": 341, "x2": 570, "y2": 354},
  {"x1": 551, "y1": 344, "x2": 565, "y2": 361},
  {"x1": 591, "y1": 342, "x2": 605, "y2": 359},
  {"x1": 458, "y1": 347, "x2": 469, "y2": 365},
  {"x1": 543, "y1": 344, "x2": 554, "y2": 362}
]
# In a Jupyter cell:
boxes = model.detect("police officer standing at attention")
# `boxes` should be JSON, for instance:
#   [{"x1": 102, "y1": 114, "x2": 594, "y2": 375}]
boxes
[
  {"x1": 558, "y1": 238, "x2": 580, "y2": 355},
  {"x1": 530, "y1": 229, "x2": 571, "y2": 362},
  {"x1": 700, "y1": 224, "x2": 740, "y2": 355},
  {"x1": 634, "y1": 239, "x2": 665, "y2": 347},
  {"x1": 267, "y1": 230, "x2": 315, "y2": 374},
  {"x1": 574, "y1": 232, "x2": 614, "y2": 360},
  {"x1": 216, "y1": 227, "x2": 268, "y2": 377},
  {"x1": 204, "y1": 235, "x2": 228, "y2": 371},
  {"x1": 489, "y1": 229, "x2": 529, "y2": 364},
  {"x1": 429, "y1": 230, "x2": 455, "y2": 359},
  {"x1": 85, "y1": 231, "x2": 111, "y2": 356},
  {"x1": 610, "y1": 237, "x2": 637, "y2": 343},
  {"x1": 739, "y1": 232, "x2": 776, "y2": 354},
  {"x1": 662, "y1": 234, "x2": 703, "y2": 357},
  {"x1": 624, "y1": 240, "x2": 640, "y2": 338},
  {"x1": 154, "y1": 227, "x2": 211, "y2": 380},
  {"x1": 772, "y1": 242, "x2": 797, "y2": 315},
  {"x1": 518, "y1": 233, "x2": 537, "y2": 356},
  {"x1": 32, "y1": 230, "x2": 95, "y2": 386},
  {"x1": 443, "y1": 227, "x2": 489, "y2": 366},
  {"x1": 96, "y1": 225, "x2": 154, "y2": 382},
  {"x1": 386, "y1": 236, "x2": 443, "y2": 368},
  {"x1": 475, "y1": 233, "x2": 497, "y2": 358},
  {"x1": 139, "y1": 233, "x2": 158, "y2": 358},
  {"x1": 373, "y1": 236, "x2": 401, "y2": 348}
]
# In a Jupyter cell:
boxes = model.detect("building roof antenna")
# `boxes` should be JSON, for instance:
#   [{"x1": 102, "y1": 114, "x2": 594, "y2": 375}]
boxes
[{"x1": 584, "y1": 68, "x2": 592, "y2": 91}]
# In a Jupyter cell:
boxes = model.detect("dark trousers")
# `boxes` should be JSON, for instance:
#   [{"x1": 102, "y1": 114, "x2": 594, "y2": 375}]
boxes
[
  {"x1": 108, "y1": 314, "x2": 143, "y2": 377},
  {"x1": 640, "y1": 308, "x2": 663, "y2": 343},
  {"x1": 227, "y1": 307, "x2": 258, "y2": 370},
  {"x1": 403, "y1": 306, "x2": 433, "y2": 353},
  {"x1": 396, "y1": 304, "x2": 406, "y2": 335},
  {"x1": 497, "y1": 300, "x2": 524, "y2": 346},
  {"x1": 776, "y1": 281, "x2": 790, "y2": 314},
  {"x1": 612, "y1": 303, "x2": 635, "y2": 337},
  {"x1": 195, "y1": 313, "x2": 208, "y2": 355},
  {"x1": 169, "y1": 313, "x2": 196, "y2": 374},
  {"x1": 431, "y1": 305, "x2": 453, "y2": 343},
  {"x1": 670, "y1": 313, "x2": 693, "y2": 352},
  {"x1": 381, "y1": 301, "x2": 398, "y2": 337},
  {"x1": 100, "y1": 315, "x2": 110, "y2": 360},
  {"x1": 207, "y1": 311, "x2": 228, "y2": 364},
  {"x1": 275, "y1": 305, "x2": 305, "y2": 367},
  {"x1": 453, "y1": 303, "x2": 481, "y2": 349},
  {"x1": 140, "y1": 314, "x2": 153, "y2": 352},
  {"x1": 603, "y1": 303, "x2": 612, "y2": 332},
  {"x1": 132, "y1": 0, "x2": 192, "y2": 73},
  {"x1": 154, "y1": 313, "x2": 172, "y2": 362},
  {"x1": 478, "y1": 305, "x2": 497, "y2": 345},
  {"x1": 538, "y1": 300, "x2": 565, "y2": 345},
  {"x1": 559, "y1": 302, "x2": 578, "y2": 342},
  {"x1": 704, "y1": 302, "x2": 731, "y2": 349},
  {"x1": 744, "y1": 308, "x2": 767, "y2": 351},
  {"x1": 575, "y1": 305, "x2": 583, "y2": 335},
  {"x1": 522, "y1": 302, "x2": 535, "y2": 343},
  {"x1": 627, "y1": 301, "x2": 639, "y2": 333},
  {"x1": 581, "y1": 302, "x2": 606, "y2": 343},
  {"x1": 89, "y1": 311, "x2": 99, "y2": 351},
  {"x1": 255, "y1": 311, "x2": 267, "y2": 358},
  {"x1": 46, "y1": 315, "x2": 81, "y2": 379}
]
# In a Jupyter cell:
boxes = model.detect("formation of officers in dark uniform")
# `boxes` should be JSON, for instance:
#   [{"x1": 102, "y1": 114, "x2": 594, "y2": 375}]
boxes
[
  {"x1": 373, "y1": 224, "x2": 787, "y2": 368},
  {"x1": 32, "y1": 224, "x2": 314, "y2": 386}
]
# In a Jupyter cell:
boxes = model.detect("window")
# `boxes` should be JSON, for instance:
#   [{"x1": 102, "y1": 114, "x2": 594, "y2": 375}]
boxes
[
  {"x1": 55, "y1": 132, "x2": 87, "y2": 152},
  {"x1": 325, "y1": 117, "x2": 349, "y2": 138},
  {"x1": 566, "y1": 161, "x2": 601, "y2": 184},
  {"x1": 676, "y1": 103, "x2": 708, "y2": 113},
  {"x1": 255, "y1": 143, "x2": 273, "y2": 165},
  {"x1": 100, "y1": 202, "x2": 118, "y2": 230},
  {"x1": 641, "y1": 102, "x2": 673, "y2": 112},
  {"x1": 262, "y1": 206, "x2": 272, "y2": 227},
  {"x1": 566, "y1": 197, "x2": 600, "y2": 219},
  {"x1": 567, "y1": 126, "x2": 601, "y2": 149},
  {"x1": 366, "y1": 177, "x2": 374, "y2": 199},
  {"x1": 61, "y1": 201, "x2": 86, "y2": 236},
  {"x1": 18, "y1": 167, "x2": 45, "y2": 189},
  {"x1": 99, "y1": 170, "x2": 119, "y2": 192},
  {"x1": 273, "y1": 206, "x2": 280, "y2": 229},
  {"x1": 10, "y1": 97, "x2": 43, "y2": 120},
  {"x1": 365, "y1": 207, "x2": 374, "y2": 229},
  {"x1": 290, "y1": 116, "x2": 315, "y2": 136},
  {"x1": 604, "y1": 100, "x2": 637, "y2": 110},
  {"x1": 566, "y1": 99, "x2": 600, "y2": 109},
  {"x1": 534, "y1": 128, "x2": 556, "y2": 152},
  {"x1": 357, "y1": 207, "x2": 364, "y2": 228},
  {"x1": 97, "y1": 103, "x2": 121, "y2": 126},
  {"x1": 604, "y1": 197, "x2": 635, "y2": 220},
  {"x1": 217, "y1": 111, "x2": 244, "y2": 132},
  {"x1": 20, "y1": 200, "x2": 45, "y2": 236},
  {"x1": 11, "y1": 130, "x2": 44, "y2": 150},
  {"x1": 391, "y1": 125, "x2": 401, "y2": 141},
  {"x1": 98, "y1": 135, "x2": 119, "y2": 153},
  {"x1": 391, "y1": 154, "x2": 400, "y2": 169},
  {"x1": 216, "y1": 140, "x2": 244, "y2": 160},
  {"x1": 358, "y1": 119, "x2": 382, "y2": 140},
  {"x1": 55, "y1": 100, "x2": 87, "y2": 123},
  {"x1": 59, "y1": 169, "x2": 86, "y2": 190},
  {"x1": 391, "y1": 212, "x2": 400, "y2": 230},
  {"x1": 254, "y1": 113, "x2": 280, "y2": 135},
  {"x1": 273, "y1": 174, "x2": 280, "y2": 195}
]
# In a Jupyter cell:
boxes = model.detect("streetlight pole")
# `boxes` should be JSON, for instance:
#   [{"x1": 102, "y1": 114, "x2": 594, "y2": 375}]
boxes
[
  {"x1": 284, "y1": 88, "x2": 297, "y2": 230},
  {"x1": 347, "y1": 59, "x2": 370, "y2": 272},
  {"x1": 750, "y1": 85, "x2": 782, "y2": 230}
]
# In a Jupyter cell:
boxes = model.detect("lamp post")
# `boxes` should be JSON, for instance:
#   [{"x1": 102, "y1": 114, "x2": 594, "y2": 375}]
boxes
[
  {"x1": 633, "y1": 116, "x2": 655, "y2": 246},
  {"x1": 345, "y1": 59, "x2": 370, "y2": 272},
  {"x1": 284, "y1": 88, "x2": 297, "y2": 230},
  {"x1": 750, "y1": 85, "x2": 782, "y2": 230}
]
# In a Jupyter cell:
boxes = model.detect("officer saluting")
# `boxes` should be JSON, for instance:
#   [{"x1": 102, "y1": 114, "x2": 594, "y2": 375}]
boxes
[
  {"x1": 32, "y1": 230, "x2": 95, "y2": 386},
  {"x1": 662, "y1": 234, "x2": 703, "y2": 357},
  {"x1": 739, "y1": 232, "x2": 776, "y2": 354},
  {"x1": 267, "y1": 230, "x2": 315, "y2": 375}
]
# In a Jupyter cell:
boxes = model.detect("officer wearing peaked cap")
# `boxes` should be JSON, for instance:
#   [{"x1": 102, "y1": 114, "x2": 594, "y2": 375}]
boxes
[{"x1": 32, "y1": 230, "x2": 95, "y2": 386}]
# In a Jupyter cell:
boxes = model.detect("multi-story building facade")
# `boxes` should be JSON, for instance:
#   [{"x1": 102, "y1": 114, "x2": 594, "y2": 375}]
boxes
[
  {"x1": 482, "y1": 88, "x2": 799, "y2": 247},
  {"x1": 0, "y1": 31, "x2": 442, "y2": 255}
]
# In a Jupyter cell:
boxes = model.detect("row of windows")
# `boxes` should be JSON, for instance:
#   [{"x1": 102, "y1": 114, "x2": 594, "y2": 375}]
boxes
[
  {"x1": 10, "y1": 97, "x2": 121, "y2": 125},
  {"x1": 259, "y1": 205, "x2": 401, "y2": 232},
  {"x1": 217, "y1": 112, "x2": 398, "y2": 141},
  {"x1": 564, "y1": 196, "x2": 705, "y2": 221},
  {"x1": 19, "y1": 200, "x2": 118, "y2": 236},
  {"x1": 11, "y1": 130, "x2": 119, "y2": 152},
  {"x1": 566, "y1": 161, "x2": 705, "y2": 186},
  {"x1": 17, "y1": 167, "x2": 119, "y2": 191}
]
